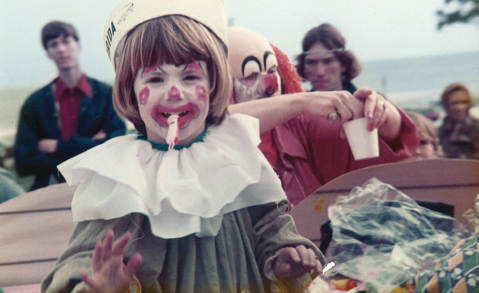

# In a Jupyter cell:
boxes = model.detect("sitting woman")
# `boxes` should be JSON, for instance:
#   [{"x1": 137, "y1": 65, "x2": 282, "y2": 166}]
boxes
[
  {"x1": 438, "y1": 83, "x2": 479, "y2": 160},
  {"x1": 227, "y1": 27, "x2": 419, "y2": 208}
]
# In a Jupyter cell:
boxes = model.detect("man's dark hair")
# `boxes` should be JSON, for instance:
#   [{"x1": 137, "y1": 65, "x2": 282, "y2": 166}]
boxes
[
  {"x1": 295, "y1": 23, "x2": 361, "y2": 83},
  {"x1": 41, "y1": 21, "x2": 79, "y2": 50}
]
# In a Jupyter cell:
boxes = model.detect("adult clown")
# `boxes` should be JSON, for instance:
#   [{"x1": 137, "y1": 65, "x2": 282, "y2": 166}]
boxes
[{"x1": 228, "y1": 27, "x2": 419, "y2": 208}]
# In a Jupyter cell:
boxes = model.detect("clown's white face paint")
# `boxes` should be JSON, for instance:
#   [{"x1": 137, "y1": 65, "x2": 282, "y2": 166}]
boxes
[
  {"x1": 227, "y1": 27, "x2": 282, "y2": 103},
  {"x1": 134, "y1": 61, "x2": 210, "y2": 146},
  {"x1": 232, "y1": 52, "x2": 281, "y2": 103}
]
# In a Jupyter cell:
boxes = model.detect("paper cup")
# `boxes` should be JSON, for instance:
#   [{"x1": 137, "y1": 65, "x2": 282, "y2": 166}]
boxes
[{"x1": 342, "y1": 117, "x2": 379, "y2": 160}]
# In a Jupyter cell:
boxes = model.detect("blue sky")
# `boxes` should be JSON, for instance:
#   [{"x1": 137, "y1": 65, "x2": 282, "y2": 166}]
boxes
[{"x1": 1, "y1": 0, "x2": 478, "y2": 88}]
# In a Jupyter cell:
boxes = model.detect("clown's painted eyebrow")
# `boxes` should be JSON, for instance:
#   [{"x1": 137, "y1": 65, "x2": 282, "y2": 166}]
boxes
[
  {"x1": 241, "y1": 56, "x2": 261, "y2": 77},
  {"x1": 141, "y1": 66, "x2": 159, "y2": 77},
  {"x1": 263, "y1": 51, "x2": 274, "y2": 69},
  {"x1": 186, "y1": 62, "x2": 205, "y2": 73}
]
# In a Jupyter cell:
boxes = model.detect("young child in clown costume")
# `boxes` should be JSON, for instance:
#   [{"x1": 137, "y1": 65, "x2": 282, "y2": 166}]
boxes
[{"x1": 40, "y1": 0, "x2": 324, "y2": 292}]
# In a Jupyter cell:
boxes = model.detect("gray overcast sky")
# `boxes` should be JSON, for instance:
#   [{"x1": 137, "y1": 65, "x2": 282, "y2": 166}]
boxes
[{"x1": 1, "y1": 0, "x2": 478, "y2": 88}]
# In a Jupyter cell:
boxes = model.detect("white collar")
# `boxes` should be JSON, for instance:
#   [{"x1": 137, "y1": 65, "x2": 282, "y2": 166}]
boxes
[{"x1": 59, "y1": 114, "x2": 287, "y2": 238}]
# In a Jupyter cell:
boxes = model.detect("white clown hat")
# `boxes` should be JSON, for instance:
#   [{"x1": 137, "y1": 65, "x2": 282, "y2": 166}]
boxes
[{"x1": 104, "y1": 0, "x2": 228, "y2": 70}]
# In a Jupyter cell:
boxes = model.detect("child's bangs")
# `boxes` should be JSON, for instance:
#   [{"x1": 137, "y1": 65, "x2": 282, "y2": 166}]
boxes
[{"x1": 128, "y1": 16, "x2": 212, "y2": 72}]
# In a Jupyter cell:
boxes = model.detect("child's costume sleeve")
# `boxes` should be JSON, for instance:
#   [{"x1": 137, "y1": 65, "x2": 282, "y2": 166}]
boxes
[
  {"x1": 248, "y1": 200, "x2": 325, "y2": 292},
  {"x1": 40, "y1": 214, "x2": 158, "y2": 293}
]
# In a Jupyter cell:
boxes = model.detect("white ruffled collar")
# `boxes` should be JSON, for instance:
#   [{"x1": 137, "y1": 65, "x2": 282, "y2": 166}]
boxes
[{"x1": 59, "y1": 114, "x2": 287, "y2": 238}]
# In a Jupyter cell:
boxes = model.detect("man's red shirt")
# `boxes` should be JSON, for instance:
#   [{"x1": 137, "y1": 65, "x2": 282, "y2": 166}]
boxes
[{"x1": 54, "y1": 75, "x2": 92, "y2": 141}]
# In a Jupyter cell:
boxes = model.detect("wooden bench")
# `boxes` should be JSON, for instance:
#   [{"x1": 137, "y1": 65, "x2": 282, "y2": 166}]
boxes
[{"x1": 0, "y1": 183, "x2": 77, "y2": 288}]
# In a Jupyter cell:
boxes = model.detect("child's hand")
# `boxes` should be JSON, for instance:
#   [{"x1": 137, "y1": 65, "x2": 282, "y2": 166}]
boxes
[
  {"x1": 80, "y1": 229, "x2": 142, "y2": 293},
  {"x1": 273, "y1": 245, "x2": 322, "y2": 279}
]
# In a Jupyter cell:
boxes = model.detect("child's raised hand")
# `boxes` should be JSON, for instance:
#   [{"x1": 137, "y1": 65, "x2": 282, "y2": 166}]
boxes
[
  {"x1": 80, "y1": 229, "x2": 142, "y2": 293},
  {"x1": 273, "y1": 245, "x2": 322, "y2": 279}
]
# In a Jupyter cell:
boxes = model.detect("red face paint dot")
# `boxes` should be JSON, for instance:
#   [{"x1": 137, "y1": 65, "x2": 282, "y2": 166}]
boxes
[
  {"x1": 187, "y1": 62, "x2": 203, "y2": 72},
  {"x1": 195, "y1": 85, "x2": 207, "y2": 101},
  {"x1": 139, "y1": 87, "x2": 150, "y2": 105}
]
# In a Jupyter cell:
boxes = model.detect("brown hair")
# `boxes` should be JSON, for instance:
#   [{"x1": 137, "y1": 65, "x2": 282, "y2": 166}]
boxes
[
  {"x1": 440, "y1": 83, "x2": 471, "y2": 107},
  {"x1": 406, "y1": 111, "x2": 442, "y2": 155},
  {"x1": 113, "y1": 15, "x2": 232, "y2": 135},
  {"x1": 41, "y1": 21, "x2": 79, "y2": 50},
  {"x1": 295, "y1": 23, "x2": 361, "y2": 83}
]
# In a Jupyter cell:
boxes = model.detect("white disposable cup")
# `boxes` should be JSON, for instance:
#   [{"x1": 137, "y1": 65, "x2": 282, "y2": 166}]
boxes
[{"x1": 342, "y1": 117, "x2": 379, "y2": 160}]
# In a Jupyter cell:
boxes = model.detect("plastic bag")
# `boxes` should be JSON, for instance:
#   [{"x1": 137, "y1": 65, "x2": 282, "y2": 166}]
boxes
[
  {"x1": 323, "y1": 178, "x2": 471, "y2": 292},
  {"x1": 409, "y1": 193, "x2": 479, "y2": 293}
]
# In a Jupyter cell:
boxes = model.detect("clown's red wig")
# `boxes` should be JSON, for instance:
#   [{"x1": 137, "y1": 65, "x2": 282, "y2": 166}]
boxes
[{"x1": 270, "y1": 43, "x2": 305, "y2": 95}]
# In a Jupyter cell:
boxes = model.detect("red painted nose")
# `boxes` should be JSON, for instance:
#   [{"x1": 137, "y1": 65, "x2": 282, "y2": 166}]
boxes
[
  {"x1": 168, "y1": 86, "x2": 181, "y2": 100},
  {"x1": 262, "y1": 73, "x2": 279, "y2": 97}
]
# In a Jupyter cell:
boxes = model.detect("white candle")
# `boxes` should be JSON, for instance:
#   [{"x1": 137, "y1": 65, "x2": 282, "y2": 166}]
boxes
[{"x1": 166, "y1": 114, "x2": 180, "y2": 150}]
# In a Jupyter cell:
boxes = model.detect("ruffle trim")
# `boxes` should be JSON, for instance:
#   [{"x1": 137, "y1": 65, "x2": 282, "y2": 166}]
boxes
[{"x1": 59, "y1": 114, "x2": 287, "y2": 238}]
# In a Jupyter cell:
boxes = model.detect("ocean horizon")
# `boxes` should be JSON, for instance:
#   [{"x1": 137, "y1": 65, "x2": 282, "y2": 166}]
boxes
[
  {"x1": 353, "y1": 50, "x2": 479, "y2": 106},
  {"x1": 1, "y1": 50, "x2": 478, "y2": 144}
]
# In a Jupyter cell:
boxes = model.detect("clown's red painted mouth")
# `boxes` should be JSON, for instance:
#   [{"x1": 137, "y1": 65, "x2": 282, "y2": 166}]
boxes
[{"x1": 152, "y1": 103, "x2": 199, "y2": 128}]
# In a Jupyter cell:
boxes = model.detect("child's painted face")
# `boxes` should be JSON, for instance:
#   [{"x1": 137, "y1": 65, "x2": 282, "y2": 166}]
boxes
[{"x1": 133, "y1": 61, "x2": 210, "y2": 145}]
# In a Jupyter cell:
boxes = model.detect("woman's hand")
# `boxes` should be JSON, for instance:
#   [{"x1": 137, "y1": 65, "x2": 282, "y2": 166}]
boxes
[
  {"x1": 353, "y1": 87, "x2": 402, "y2": 141},
  {"x1": 81, "y1": 229, "x2": 142, "y2": 293},
  {"x1": 304, "y1": 87, "x2": 402, "y2": 141},
  {"x1": 228, "y1": 87, "x2": 402, "y2": 141},
  {"x1": 353, "y1": 87, "x2": 390, "y2": 131},
  {"x1": 302, "y1": 90, "x2": 365, "y2": 123}
]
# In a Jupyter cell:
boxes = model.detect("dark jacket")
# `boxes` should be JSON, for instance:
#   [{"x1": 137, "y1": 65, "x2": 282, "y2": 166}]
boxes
[
  {"x1": 438, "y1": 116, "x2": 479, "y2": 160},
  {"x1": 14, "y1": 77, "x2": 126, "y2": 190},
  {"x1": 343, "y1": 80, "x2": 357, "y2": 94}
]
